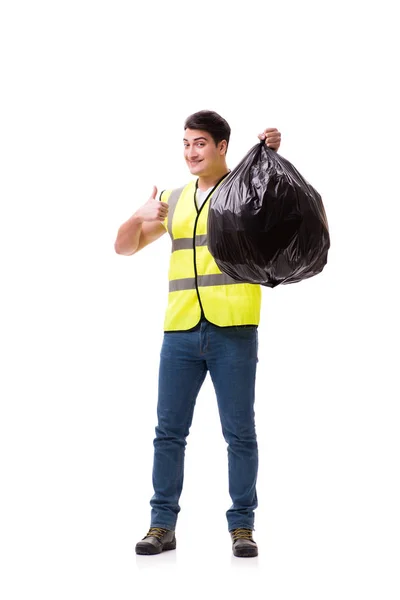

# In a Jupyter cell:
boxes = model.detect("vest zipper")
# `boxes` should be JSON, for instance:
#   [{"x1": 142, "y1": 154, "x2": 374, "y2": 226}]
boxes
[{"x1": 193, "y1": 173, "x2": 230, "y2": 321}]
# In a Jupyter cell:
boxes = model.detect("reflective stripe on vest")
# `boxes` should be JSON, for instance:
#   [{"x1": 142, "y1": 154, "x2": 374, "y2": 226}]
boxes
[
  {"x1": 169, "y1": 272, "x2": 238, "y2": 293},
  {"x1": 172, "y1": 234, "x2": 208, "y2": 252},
  {"x1": 167, "y1": 186, "x2": 185, "y2": 238}
]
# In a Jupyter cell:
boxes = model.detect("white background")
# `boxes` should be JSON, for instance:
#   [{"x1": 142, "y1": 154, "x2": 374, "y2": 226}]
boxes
[{"x1": 1, "y1": 0, "x2": 399, "y2": 598}]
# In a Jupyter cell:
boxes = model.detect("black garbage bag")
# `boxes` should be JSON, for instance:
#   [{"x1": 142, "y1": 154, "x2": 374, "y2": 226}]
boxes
[{"x1": 208, "y1": 142, "x2": 330, "y2": 287}]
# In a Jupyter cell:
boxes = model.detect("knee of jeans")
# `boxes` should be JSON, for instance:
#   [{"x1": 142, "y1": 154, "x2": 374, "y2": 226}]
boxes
[
  {"x1": 155, "y1": 423, "x2": 189, "y2": 443},
  {"x1": 222, "y1": 425, "x2": 257, "y2": 446}
]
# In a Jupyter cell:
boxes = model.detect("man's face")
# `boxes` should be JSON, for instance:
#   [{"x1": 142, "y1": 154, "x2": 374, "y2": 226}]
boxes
[{"x1": 183, "y1": 129, "x2": 226, "y2": 177}]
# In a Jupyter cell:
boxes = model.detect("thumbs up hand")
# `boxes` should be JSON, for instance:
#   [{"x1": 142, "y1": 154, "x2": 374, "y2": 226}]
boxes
[{"x1": 135, "y1": 186, "x2": 169, "y2": 223}]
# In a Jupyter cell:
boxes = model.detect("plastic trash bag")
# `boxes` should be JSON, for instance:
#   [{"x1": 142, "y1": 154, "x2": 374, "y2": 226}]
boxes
[{"x1": 208, "y1": 142, "x2": 330, "y2": 287}]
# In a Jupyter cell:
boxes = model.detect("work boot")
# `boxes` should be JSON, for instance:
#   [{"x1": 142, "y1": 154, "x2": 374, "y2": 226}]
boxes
[
  {"x1": 230, "y1": 528, "x2": 258, "y2": 557},
  {"x1": 135, "y1": 527, "x2": 176, "y2": 555}
]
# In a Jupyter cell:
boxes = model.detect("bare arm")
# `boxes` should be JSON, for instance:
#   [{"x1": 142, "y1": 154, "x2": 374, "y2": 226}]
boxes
[{"x1": 114, "y1": 186, "x2": 168, "y2": 256}]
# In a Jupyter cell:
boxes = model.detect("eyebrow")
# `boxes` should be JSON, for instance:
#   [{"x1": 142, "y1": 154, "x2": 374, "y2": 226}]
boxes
[{"x1": 183, "y1": 136, "x2": 208, "y2": 142}]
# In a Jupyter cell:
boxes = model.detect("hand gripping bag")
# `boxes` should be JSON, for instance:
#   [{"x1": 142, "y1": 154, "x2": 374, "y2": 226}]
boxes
[{"x1": 208, "y1": 142, "x2": 330, "y2": 287}]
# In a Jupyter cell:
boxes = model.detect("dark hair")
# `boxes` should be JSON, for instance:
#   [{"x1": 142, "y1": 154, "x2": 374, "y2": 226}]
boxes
[{"x1": 184, "y1": 110, "x2": 231, "y2": 150}]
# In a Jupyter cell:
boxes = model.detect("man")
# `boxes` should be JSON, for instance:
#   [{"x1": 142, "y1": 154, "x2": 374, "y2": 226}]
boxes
[{"x1": 114, "y1": 110, "x2": 281, "y2": 558}]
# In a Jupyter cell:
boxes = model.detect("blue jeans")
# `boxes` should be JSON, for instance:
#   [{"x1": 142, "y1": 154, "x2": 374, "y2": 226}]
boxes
[{"x1": 150, "y1": 319, "x2": 259, "y2": 531}]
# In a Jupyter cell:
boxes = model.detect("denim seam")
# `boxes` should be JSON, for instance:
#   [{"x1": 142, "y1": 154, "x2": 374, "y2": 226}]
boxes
[
  {"x1": 229, "y1": 525, "x2": 255, "y2": 532},
  {"x1": 181, "y1": 363, "x2": 207, "y2": 434},
  {"x1": 150, "y1": 523, "x2": 176, "y2": 531}
]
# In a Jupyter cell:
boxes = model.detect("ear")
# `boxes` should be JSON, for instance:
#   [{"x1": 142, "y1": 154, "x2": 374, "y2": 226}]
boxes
[{"x1": 219, "y1": 140, "x2": 228, "y2": 155}]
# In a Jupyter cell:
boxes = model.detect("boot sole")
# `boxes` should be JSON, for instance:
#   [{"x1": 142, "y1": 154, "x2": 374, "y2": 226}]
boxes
[
  {"x1": 135, "y1": 540, "x2": 176, "y2": 555},
  {"x1": 233, "y1": 547, "x2": 258, "y2": 558}
]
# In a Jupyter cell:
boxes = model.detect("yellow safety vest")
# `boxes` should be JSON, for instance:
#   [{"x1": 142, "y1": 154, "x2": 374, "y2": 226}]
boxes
[{"x1": 161, "y1": 178, "x2": 261, "y2": 332}]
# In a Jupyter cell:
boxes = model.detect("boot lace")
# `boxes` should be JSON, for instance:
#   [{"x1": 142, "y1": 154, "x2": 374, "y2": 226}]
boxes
[
  {"x1": 145, "y1": 527, "x2": 168, "y2": 540},
  {"x1": 231, "y1": 528, "x2": 253, "y2": 542}
]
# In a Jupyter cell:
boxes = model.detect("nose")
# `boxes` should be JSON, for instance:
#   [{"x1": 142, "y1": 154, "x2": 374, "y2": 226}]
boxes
[{"x1": 186, "y1": 145, "x2": 198, "y2": 160}]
